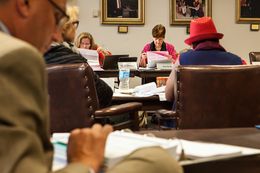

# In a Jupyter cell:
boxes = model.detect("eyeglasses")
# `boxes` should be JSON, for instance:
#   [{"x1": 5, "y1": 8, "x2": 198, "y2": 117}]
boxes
[
  {"x1": 72, "y1": 20, "x2": 79, "y2": 29},
  {"x1": 48, "y1": 0, "x2": 69, "y2": 27}
]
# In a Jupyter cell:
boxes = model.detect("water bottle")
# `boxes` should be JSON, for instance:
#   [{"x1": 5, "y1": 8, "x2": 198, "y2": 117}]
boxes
[{"x1": 119, "y1": 68, "x2": 130, "y2": 90}]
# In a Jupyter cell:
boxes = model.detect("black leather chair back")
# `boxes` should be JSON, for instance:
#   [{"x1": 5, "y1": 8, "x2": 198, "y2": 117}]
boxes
[
  {"x1": 176, "y1": 65, "x2": 260, "y2": 129},
  {"x1": 47, "y1": 63, "x2": 97, "y2": 133}
]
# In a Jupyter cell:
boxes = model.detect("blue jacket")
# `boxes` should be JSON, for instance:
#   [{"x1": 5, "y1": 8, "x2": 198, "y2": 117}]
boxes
[
  {"x1": 180, "y1": 50, "x2": 243, "y2": 65},
  {"x1": 180, "y1": 41, "x2": 243, "y2": 65}
]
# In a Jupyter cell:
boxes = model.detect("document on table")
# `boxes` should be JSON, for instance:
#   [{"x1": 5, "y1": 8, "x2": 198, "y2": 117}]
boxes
[
  {"x1": 51, "y1": 132, "x2": 260, "y2": 170},
  {"x1": 113, "y1": 82, "x2": 166, "y2": 99},
  {"x1": 51, "y1": 131, "x2": 178, "y2": 170},
  {"x1": 179, "y1": 139, "x2": 260, "y2": 165}
]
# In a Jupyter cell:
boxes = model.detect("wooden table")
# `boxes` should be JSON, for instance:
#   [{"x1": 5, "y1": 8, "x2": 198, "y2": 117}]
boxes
[
  {"x1": 139, "y1": 128, "x2": 260, "y2": 173},
  {"x1": 112, "y1": 95, "x2": 172, "y2": 111}
]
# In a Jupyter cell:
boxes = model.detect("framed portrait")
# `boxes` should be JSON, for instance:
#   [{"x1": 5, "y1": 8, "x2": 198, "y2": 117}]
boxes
[
  {"x1": 170, "y1": 0, "x2": 212, "y2": 25},
  {"x1": 236, "y1": 0, "x2": 260, "y2": 23},
  {"x1": 101, "y1": 0, "x2": 145, "y2": 25}
]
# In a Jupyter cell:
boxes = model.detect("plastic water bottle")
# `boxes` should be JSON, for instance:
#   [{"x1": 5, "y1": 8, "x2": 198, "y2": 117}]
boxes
[{"x1": 119, "y1": 68, "x2": 130, "y2": 90}]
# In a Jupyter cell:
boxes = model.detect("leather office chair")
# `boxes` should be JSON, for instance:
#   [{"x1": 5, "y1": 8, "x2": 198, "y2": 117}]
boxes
[
  {"x1": 47, "y1": 63, "x2": 142, "y2": 133},
  {"x1": 249, "y1": 52, "x2": 260, "y2": 64},
  {"x1": 158, "y1": 65, "x2": 260, "y2": 129}
]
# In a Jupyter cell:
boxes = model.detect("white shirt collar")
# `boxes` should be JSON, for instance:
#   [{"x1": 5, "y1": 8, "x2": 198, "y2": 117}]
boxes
[{"x1": 0, "y1": 20, "x2": 10, "y2": 35}]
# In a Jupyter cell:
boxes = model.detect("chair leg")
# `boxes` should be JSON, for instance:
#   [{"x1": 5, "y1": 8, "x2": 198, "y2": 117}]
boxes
[{"x1": 129, "y1": 111, "x2": 139, "y2": 131}]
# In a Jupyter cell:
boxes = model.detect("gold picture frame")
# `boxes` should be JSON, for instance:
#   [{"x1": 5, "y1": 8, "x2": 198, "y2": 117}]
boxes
[
  {"x1": 170, "y1": 0, "x2": 212, "y2": 25},
  {"x1": 101, "y1": 0, "x2": 145, "y2": 25},
  {"x1": 236, "y1": 0, "x2": 260, "y2": 23}
]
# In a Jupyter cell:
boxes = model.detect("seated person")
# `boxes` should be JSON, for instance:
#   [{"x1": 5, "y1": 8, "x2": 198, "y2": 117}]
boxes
[
  {"x1": 44, "y1": 6, "x2": 113, "y2": 108},
  {"x1": 166, "y1": 17, "x2": 245, "y2": 102},
  {"x1": 75, "y1": 32, "x2": 111, "y2": 66},
  {"x1": 0, "y1": 2, "x2": 183, "y2": 173},
  {"x1": 139, "y1": 24, "x2": 177, "y2": 67}
]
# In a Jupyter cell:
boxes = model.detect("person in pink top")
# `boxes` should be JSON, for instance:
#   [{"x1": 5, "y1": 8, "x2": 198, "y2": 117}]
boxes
[{"x1": 139, "y1": 24, "x2": 177, "y2": 67}]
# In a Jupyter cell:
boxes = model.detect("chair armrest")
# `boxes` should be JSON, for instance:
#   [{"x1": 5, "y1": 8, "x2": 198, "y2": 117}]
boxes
[
  {"x1": 156, "y1": 109, "x2": 177, "y2": 118},
  {"x1": 156, "y1": 109, "x2": 179, "y2": 129},
  {"x1": 95, "y1": 102, "x2": 142, "y2": 117}
]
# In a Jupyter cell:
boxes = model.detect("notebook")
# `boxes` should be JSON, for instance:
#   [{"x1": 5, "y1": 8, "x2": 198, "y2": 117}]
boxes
[{"x1": 102, "y1": 54, "x2": 129, "y2": 70}]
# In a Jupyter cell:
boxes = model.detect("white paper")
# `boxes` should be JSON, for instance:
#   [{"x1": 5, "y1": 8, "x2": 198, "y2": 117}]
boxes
[
  {"x1": 252, "y1": 62, "x2": 260, "y2": 65},
  {"x1": 146, "y1": 51, "x2": 170, "y2": 68},
  {"x1": 132, "y1": 83, "x2": 166, "y2": 97},
  {"x1": 133, "y1": 82, "x2": 157, "y2": 97},
  {"x1": 105, "y1": 131, "x2": 178, "y2": 167},
  {"x1": 179, "y1": 139, "x2": 260, "y2": 165},
  {"x1": 51, "y1": 131, "x2": 178, "y2": 169},
  {"x1": 51, "y1": 132, "x2": 260, "y2": 170},
  {"x1": 78, "y1": 48, "x2": 99, "y2": 66},
  {"x1": 101, "y1": 78, "x2": 115, "y2": 91},
  {"x1": 179, "y1": 140, "x2": 242, "y2": 159}
]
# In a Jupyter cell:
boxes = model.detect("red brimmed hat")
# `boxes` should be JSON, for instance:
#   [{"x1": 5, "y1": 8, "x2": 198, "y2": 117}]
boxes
[{"x1": 185, "y1": 17, "x2": 223, "y2": 45}]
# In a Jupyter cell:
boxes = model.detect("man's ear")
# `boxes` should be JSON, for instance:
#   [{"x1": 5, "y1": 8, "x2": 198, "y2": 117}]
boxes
[{"x1": 16, "y1": 0, "x2": 30, "y2": 18}]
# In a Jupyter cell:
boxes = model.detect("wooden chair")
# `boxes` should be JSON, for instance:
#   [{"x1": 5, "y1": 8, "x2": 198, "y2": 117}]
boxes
[
  {"x1": 249, "y1": 52, "x2": 260, "y2": 64},
  {"x1": 47, "y1": 63, "x2": 142, "y2": 133},
  {"x1": 158, "y1": 65, "x2": 260, "y2": 129}
]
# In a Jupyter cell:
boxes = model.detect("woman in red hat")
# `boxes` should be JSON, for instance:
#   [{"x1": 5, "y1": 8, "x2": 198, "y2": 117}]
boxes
[{"x1": 165, "y1": 17, "x2": 245, "y2": 102}]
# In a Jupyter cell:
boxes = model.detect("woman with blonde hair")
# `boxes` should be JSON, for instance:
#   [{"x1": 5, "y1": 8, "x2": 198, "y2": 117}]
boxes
[
  {"x1": 44, "y1": 6, "x2": 113, "y2": 108},
  {"x1": 75, "y1": 32, "x2": 111, "y2": 66}
]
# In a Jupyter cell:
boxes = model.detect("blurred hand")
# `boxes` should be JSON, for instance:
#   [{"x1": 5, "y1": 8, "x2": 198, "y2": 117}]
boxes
[
  {"x1": 165, "y1": 54, "x2": 177, "y2": 64},
  {"x1": 97, "y1": 47, "x2": 111, "y2": 56},
  {"x1": 67, "y1": 124, "x2": 113, "y2": 173},
  {"x1": 139, "y1": 53, "x2": 147, "y2": 67},
  {"x1": 166, "y1": 54, "x2": 172, "y2": 60},
  {"x1": 97, "y1": 47, "x2": 103, "y2": 52}
]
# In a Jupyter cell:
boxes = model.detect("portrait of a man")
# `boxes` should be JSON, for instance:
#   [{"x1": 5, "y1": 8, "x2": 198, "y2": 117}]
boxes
[
  {"x1": 101, "y1": 0, "x2": 144, "y2": 24},
  {"x1": 240, "y1": 0, "x2": 260, "y2": 18},
  {"x1": 107, "y1": 0, "x2": 139, "y2": 18}
]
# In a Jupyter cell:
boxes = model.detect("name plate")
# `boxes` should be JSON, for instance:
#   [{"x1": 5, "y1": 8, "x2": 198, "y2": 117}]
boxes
[
  {"x1": 157, "y1": 62, "x2": 173, "y2": 70},
  {"x1": 118, "y1": 62, "x2": 138, "y2": 70}
]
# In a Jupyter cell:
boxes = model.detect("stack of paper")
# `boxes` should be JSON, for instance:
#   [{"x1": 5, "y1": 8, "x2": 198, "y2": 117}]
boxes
[
  {"x1": 178, "y1": 139, "x2": 260, "y2": 165},
  {"x1": 51, "y1": 132, "x2": 260, "y2": 170},
  {"x1": 105, "y1": 131, "x2": 178, "y2": 167},
  {"x1": 51, "y1": 131, "x2": 178, "y2": 170}
]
